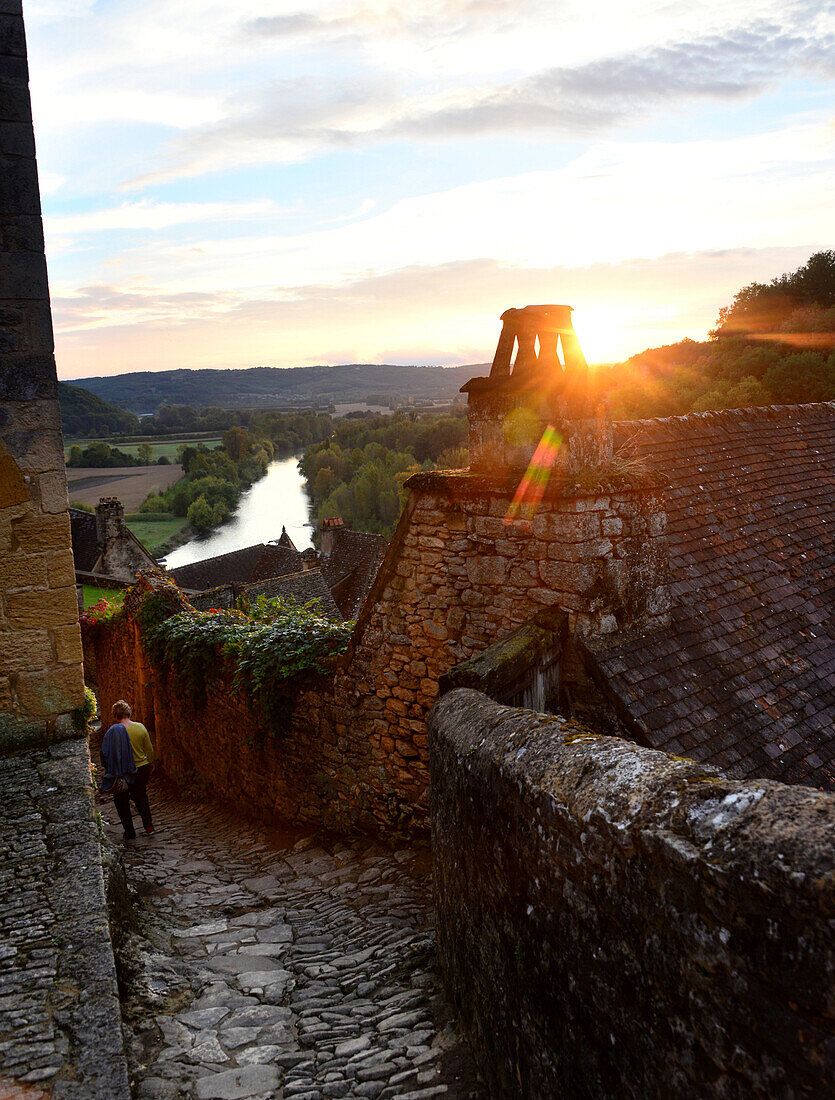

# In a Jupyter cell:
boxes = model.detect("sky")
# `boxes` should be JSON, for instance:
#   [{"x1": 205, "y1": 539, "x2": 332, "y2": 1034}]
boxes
[{"x1": 23, "y1": 0, "x2": 835, "y2": 379}]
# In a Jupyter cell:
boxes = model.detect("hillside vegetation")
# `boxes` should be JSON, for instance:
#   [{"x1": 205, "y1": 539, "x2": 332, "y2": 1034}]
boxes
[
  {"x1": 68, "y1": 363, "x2": 478, "y2": 413},
  {"x1": 58, "y1": 381, "x2": 140, "y2": 437},
  {"x1": 602, "y1": 251, "x2": 835, "y2": 420},
  {"x1": 300, "y1": 409, "x2": 468, "y2": 537}
]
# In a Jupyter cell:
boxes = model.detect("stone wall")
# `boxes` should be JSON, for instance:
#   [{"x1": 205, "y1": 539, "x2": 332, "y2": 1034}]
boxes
[
  {"x1": 0, "y1": 0, "x2": 84, "y2": 748},
  {"x1": 430, "y1": 689, "x2": 835, "y2": 1098},
  {"x1": 85, "y1": 592, "x2": 369, "y2": 833},
  {"x1": 85, "y1": 468, "x2": 668, "y2": 834},
  {"x1": 331, "y1": 470, "x2": 668, "y2": 827}
]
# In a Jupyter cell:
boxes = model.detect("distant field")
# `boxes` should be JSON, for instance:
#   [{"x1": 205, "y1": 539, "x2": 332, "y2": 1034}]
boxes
[
  {"x1": 66, "y1": 464, "x2": 183, "y2": 510},
  {"x1": 127, "y1": 516, "x2": 188, "y2": 554},
  {"x1": 64, "y1": 437, "x2": 222, "y2": 460}
]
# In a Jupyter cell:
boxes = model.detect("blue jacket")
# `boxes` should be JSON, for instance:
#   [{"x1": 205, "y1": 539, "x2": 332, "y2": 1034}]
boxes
[{"x1": 100, "y1": 723, "x2": 137, "y2": 792}]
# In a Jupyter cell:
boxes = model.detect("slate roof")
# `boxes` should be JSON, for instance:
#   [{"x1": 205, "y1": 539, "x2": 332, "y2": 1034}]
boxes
[
  {"x1": 244, "y1": 569, "x2": 342, "y2": 621},
  {"x1": 582, "y1": 402, "x2": 835, "y2": 790},
  {"x1": 320, "y1": 528, "x2": 387, "y2": 620},
  {"x1": 168, "y1": 544, "x2": 267, "y2": 592},
  {"x1": 250, "y1": 543, "x2": 305, "y2": 582},
  {"x1": 69, "y1": 507, "x2": 100, "y2": 572},
  {"x1": 275, "y1": 526, "x2": 298, "y2": 550}
]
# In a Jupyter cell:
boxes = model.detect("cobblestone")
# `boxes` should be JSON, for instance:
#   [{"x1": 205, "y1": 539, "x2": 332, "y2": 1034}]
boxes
[
  {"x1": 108, "y1": 784, "x2": 483, "y2": 1100},
  {"x1": 0, "y1": 740, "x2": 129, "y2": 1098}
]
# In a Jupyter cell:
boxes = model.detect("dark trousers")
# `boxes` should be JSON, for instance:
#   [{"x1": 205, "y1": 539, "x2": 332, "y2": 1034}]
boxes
[{"x1": 113, "y1": 764, "x2": 153, "y2": 837}]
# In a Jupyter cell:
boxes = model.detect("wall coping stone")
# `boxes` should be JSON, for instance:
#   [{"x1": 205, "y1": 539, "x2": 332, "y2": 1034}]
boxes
[
  {"x1": 439, "y1": 608, "x2": 566, "y2": 700},
  {"x1": 405, "y1": 468, "x2": 667, "y2": 499}
]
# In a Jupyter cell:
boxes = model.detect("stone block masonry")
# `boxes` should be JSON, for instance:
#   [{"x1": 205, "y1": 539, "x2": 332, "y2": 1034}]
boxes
[
  {"x1": 87, "y1": 465, "x2": 668, "y2": 836},
  {"x1": 430, "y1": 689, "x2": 835, "y2": 1098},
  {"x1": 1, "y1": 0, "x2": 85, "y2": 749}
]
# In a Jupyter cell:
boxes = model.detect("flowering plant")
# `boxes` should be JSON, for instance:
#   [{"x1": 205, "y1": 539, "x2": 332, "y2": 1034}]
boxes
[{"x1": 79, "y1": 597, "x2": 123, "y2": 628}]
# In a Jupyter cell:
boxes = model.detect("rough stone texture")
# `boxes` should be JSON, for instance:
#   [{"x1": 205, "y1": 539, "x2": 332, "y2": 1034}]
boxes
[
  {"x1": 0, "y1": 737, "x2": 130, "y2": 1098},
  {"x1": 106, "y1": 783, "x2": 482, "y2": 1100},
  {"x1": 86, "y1": 467, "x2": 667, "y2": 836},
  {"x1": 0, "y1": 0, "x2": 84, "y2": 747},
  {"x1": 583, "y1": 404, "x2": 835, "y2": 789},
  {"x1": 429, "y1": 688, "x2": 835, "y2": 1099},
  {"x1": 95, "y1": 497, "x2": 157, "y2": 580}
]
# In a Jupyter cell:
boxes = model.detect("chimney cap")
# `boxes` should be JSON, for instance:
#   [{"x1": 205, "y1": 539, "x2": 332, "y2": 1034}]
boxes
[{"x1": 322, "y1": 516, "x2": 344, "y2": 528}]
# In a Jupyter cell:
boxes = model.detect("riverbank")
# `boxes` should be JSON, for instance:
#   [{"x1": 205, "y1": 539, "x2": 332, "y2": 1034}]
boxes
[{"x1": 162, "y1": 455, "x2": 314, "y2": 570}]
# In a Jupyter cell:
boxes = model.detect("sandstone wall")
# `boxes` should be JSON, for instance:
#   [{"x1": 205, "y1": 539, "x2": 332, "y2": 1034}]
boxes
[
  {"x1": 430, "y1": 689, "x2": 835, "y2": 1098},
  {"x1": 332, "y1": 470, "x2": 668, "y2": 828},
  {"x1": 85, "y1": 470, "x2": 667, "y2": 833},
  {"x1": 85, "y1": 608, "x2": 373, "y2": 833},
  {"x1": 0, "y1": 0, "x2": 84, "y2": 748}
]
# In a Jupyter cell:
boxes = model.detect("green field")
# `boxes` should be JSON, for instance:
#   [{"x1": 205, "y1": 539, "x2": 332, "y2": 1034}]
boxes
[
  {"x1": 82, "y1": 585, "x2": 125, "y2": 609},
  {"x1": 126, "y1": 515, "x2": 188, "y2": 554},
  {"x1": 65, "y1": 437, "x2": 222, "y2": 461}
]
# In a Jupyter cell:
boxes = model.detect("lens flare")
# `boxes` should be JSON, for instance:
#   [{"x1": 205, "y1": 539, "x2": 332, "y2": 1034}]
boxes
[{"x1": 504, "y1": 424, "x2": 563, "y2": 530}]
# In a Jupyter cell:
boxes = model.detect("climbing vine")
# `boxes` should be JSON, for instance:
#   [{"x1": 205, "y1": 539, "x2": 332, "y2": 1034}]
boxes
[{"x1": 139, "y1": 595, "x2": 353, "y2": 731}]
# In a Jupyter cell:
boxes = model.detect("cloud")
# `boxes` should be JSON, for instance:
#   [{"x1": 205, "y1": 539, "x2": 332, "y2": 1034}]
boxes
[
  {"x1": 54, "y1": 245, "x2": 816, "y2": 379},
  {"x1": 46, "y1": 199, "x2": 279, "y2": 235},
  {"x1": 126, "y1": 13, "x2": 835, "y2": 186}
]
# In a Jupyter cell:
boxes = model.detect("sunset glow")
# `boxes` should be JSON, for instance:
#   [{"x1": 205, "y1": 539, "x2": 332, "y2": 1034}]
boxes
[{"x1": 21, "y1": 1, "x2": 835, "y2": 379}]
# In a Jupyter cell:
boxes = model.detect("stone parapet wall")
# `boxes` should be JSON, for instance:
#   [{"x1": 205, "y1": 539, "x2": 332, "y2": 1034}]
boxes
[
  {"x1": 430, "y1": 689, "x2": 835, "y2": 1098},
  {"x1": 0, "y1": 0, "x2": 84, "y2": 749},
  {"x1": 0, "y1": 737, "x2": 130, "y2": 1098}
]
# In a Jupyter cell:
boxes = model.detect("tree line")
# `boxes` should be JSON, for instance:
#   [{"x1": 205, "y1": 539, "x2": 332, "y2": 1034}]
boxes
[
  {"x1": 601, "y1": 251, "x2": 835, "y2": 420},
  {"x1": 300, "y1": 410, "x2": 468, "y2": 538}
]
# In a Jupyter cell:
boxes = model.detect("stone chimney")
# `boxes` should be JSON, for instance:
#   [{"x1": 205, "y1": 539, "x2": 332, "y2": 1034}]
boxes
[
  {"x1": 95, "y1": 497, "x2": 150, "y2": 579},
  {"x1": 320, "y1": 516, "x2": 343, "y2": 559},
  {"x1": 462, "y1": 304, "x2": 612, "y2": 476}
]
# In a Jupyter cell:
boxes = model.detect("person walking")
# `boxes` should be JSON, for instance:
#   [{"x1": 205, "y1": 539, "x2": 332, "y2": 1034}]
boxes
[
  {"x1": 100, "y1": 702, "x2": 138, "y2": 840},
  {"x1": 122, "y1": 701, "x2": 156, "y2": 835}
]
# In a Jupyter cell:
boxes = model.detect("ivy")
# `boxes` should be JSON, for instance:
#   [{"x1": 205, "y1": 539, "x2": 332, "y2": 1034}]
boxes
[{"x1": 139, "y1": 595, "x2": 353, "y2": 732}]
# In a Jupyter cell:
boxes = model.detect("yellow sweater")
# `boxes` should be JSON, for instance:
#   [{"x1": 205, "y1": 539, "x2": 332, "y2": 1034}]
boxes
[{"x1": 126, "y1": 721, "x2": 155, "y2": 769}]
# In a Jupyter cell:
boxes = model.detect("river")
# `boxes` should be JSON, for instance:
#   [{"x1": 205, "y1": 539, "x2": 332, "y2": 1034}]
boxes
[{"x1": 161, "y1": 454, "x2": 314, "y2": 570}]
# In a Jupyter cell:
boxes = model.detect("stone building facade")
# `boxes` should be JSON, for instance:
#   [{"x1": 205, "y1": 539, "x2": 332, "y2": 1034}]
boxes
[{"x1": 0, "y1": 0, "x2": 84, "y2": 745}]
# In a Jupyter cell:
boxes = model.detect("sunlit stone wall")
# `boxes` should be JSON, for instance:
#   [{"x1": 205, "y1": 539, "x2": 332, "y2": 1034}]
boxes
[{"x1": 0, "y1": 0, "x2": 84, "y2": 747}]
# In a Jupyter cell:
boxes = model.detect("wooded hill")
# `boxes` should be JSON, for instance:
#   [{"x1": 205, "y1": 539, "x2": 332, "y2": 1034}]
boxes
[
  {"x1": 603, "y1": 251, "x2": 835, "y2": 420},
  {"x1": 58, "y1": 381, "x2": 140, "y2": 437},
  {"x1": 67, "y1": 363, "x2": 480, "y2": 413}
]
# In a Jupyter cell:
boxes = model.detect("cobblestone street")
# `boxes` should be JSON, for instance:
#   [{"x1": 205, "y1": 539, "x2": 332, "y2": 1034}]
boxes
[{"x1": 103, "y1": 783, "x2": 483, "y2": 1100}]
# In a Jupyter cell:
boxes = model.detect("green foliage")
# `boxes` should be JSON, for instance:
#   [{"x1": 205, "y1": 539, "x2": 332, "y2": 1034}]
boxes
[
  {"x1": 300, "y1": 409, "x2": 468, "y2": 537},
  {"x1": 71, "y1": 685, "x2": 98, "y2": 734},
  {"x1": 140, "y1": 596, "x2": 353, "y2": 731},
  {"x1": 58, "y1": 381, "x2": 140, "y2": 438},
  {"x1": 66, "y1": 440, "x2": 142, "y2": 468}
]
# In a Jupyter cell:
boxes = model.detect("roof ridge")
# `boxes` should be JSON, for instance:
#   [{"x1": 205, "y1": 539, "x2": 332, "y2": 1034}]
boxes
[{"x1": 616, "y1": 401, "x2": 835, "y2": 438}]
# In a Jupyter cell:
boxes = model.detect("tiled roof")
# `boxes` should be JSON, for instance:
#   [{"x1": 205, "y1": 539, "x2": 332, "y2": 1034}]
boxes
[
  {"x1": 583, "y1": 402, "x2": 835, "y2": 790},
  {"x1": 250, "y1": 543, "x2": 305, "y2": 582},
  {"x1": 244, "y1": 569, "x2": 342, "y2": 621},
  {"x1": 275, "y1": 526, "x2": 298, "y2": 550},
  {"x1": 169, "y1": 543, "x2": 266, "y2": 592},
  {"x1": 69, "y1": 507, "x2": 100, "y2": 572},
  {"x1": 320, "y1": 528, "x2": 387, "y2": 620}
]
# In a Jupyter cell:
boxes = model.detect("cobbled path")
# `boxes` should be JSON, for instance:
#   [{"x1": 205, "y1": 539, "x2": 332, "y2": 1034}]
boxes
[{"x1": 104, "y1": 783, "x2": 483, "y2": 1100}]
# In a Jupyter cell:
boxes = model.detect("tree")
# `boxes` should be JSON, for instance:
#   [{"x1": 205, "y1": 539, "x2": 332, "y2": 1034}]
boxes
[
  {"x1": 223, "y1": 426, "x2": 251, "y2": 462},
  {"x1": 187, "y1": 495, "x2": 215, "y2": 532},
  {"x1": 68, "y1": 445, "x2": 83, "y2": 467},
  {"x1": 137, "y1": 442, "x2": 153, "y2": 464}
]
